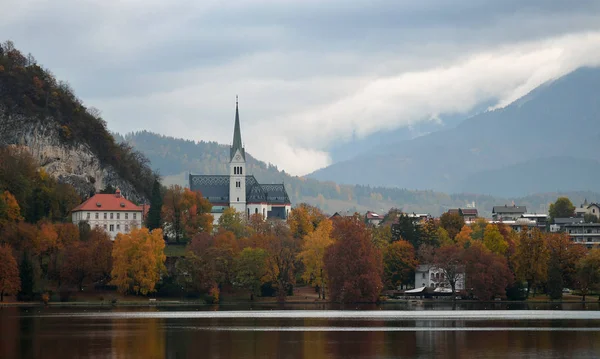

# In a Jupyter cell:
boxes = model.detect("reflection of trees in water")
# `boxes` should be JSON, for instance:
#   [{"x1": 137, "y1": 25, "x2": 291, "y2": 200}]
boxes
[{"x1": 112, "y1": 314, "x2": 165, "y2": 358}]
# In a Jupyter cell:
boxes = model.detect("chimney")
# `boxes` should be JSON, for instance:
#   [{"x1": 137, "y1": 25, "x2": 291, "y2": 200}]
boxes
[{"x1": 115, "y1": 188, "x2": 121, "y2": 198}]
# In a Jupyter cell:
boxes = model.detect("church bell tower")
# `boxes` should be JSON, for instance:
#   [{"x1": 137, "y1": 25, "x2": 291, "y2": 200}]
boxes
[{"x1": 229, "y1": 96, "x2": 246, "y2": 212}]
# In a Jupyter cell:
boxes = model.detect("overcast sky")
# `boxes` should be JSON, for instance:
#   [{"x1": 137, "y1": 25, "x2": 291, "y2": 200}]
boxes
[{"x1": 4, "y1": 0, "x2": 600, "y2": 175}]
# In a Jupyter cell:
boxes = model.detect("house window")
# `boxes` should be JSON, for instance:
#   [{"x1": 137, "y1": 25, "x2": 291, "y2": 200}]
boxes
[
  {"x1": 103, "y1": 224, "x2": 107, "y2": 230},
  {"x1": 110, "y1": 213, "x2": 114, "y2": 219},
  {"x1": 95, "y1": 213, "x2": 99, "y2": 219},
  {"x1": 239, "y1": 167, "x2": 242, "y2": 175},
  {"x1": 116, "y1": 224, "x2": 120, "y2": 230},
  {"x1": 237, "y1": 197, "x2": 239, "y2": 201},
  {"x1": 125, "y1": 225, "x2": 129, "y2": 232},
  {"x1": 236, "y1": 181, "x2": 241, "y2": 188},
  {"x1": 125, "y1": 213, "x2": 128, "y2": 220},
  {"x1": 255, "y1": 208, "x2": 258, "y2": 214},
  {"x1": 117, "y1": 213, "x2": 120, "y2": 220},
  {"x1": 109, "y1": 225, "x2": 114, "y2": 232},
  {"x1": 86, "y1": 212, "x2": 90, "y2": 219},
  {"x1": 422, "y1": 273, "x2": 426, "y2": 279},
  {"x1": 133, "y1": 213, "x2": 137, "y2": 220},
  {"x1": 594, "y1": 209, "x2": 596, "y2": 214},
  {"x1": 234, "y1": 167, "x2": 237, "y2": 175},
  {"x1": 247, "y1": 208, "x2": 250, "y2": 217},
  {"x1": 104, "y1": 213, "x2": 107, "y2": 219}
]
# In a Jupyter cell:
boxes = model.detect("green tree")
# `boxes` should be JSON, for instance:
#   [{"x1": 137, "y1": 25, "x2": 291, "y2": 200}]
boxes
[
  {"x1": 549, "y1": 197, "x2": 575, "y2": 222},
  {"x1": 371, "y1": 225, "x2": 392, "y2": 250},
  {"x1": 18, "y1": 252, "x2": 34, "y2": 301},
  {"x1": 146, "y1": 179, "x2": 163, "y2": 231},
  {"x1": 218, "y1": 207, "x2": 246, "y2": 238},
  {"x1": 234, "y1": 248, "x2": 268, "y2": 300},
  {"x1": 391, "y1": 214, "x2": 421, "y2": 247},
  {"x1": 383, "y1": 240, "x2": 417, "y2": 290},
  {"x1": 547, "y1": 257, "x2": 564, "y2": 300}
]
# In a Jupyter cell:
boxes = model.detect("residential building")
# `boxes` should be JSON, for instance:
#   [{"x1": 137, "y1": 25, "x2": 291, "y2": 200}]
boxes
[
  {"x1": 575, "y1": 199, "x2": 600, "y2": 219},
  {"x1": 365, "y1": 211, "x2": 383, "y2": 226},
  {"x1": 492, "y1": 205, "x2": 527, "y2": 221},
  {"x1": 414, "y1": 265, "x2": 465, "y2": 292},
  {"x1": 189, "y1": 99, "x2": 292, "y2": 224},
  {"x1": 447, "y1": 208, "x2": 478, "y2": 221},
  {"x1": 71, "y1": 189, "x2": 144, "y2": 239},
  {"x1": 550, "y1": 217, "x2": 585, "y2": 232},
  {"x1": 563, "y1": 223, "x2": 600, "y2": 249},
  {"x1": 520, "y1": 213, "x2": 548, "y2": 231}
]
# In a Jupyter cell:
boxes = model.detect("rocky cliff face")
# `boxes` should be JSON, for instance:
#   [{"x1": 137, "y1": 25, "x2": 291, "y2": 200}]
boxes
[{"x1": 0, "y1": 108, "x2": 147, "y2": 203}]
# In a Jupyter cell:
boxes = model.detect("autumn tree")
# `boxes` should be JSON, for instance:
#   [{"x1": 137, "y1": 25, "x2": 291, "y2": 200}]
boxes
[
  {"x1": 0, "y1": 244, "x2": 20, "y2": 301},
  {"x1": 549, "y1": 197, "x2": 575, "y2": 222},
  {"x1": 483, "y1": 224, "x2": 508, "y2": 255},
  {"x1": 111, "y1": 228, "x2": 166, "y2": 295},
  {"x1": 288, "y1": 204, "x2": 325, "y2": 239},
  {"x1": 162, "y1": 185, "x2": 212, "y2": 243},
  {"x1": 463, "y1": 242, "x2": 513, "y2": 301},
  {"x1": 383, "y1": 240, "x2": 417, "y2": 290},
  {"x1": 234, "y1": 247, "x2": 268, "y2": 300},
  {"x1": 260, "y1": 221, "x2": 300, "y2": 302},
  {"x1": 420, "y1": 218, "x2": 441, "y2": 247},
  {"x1": 218, "y1": 207, "x2": 246, "y2": 238},
  {"x1": 513, "y1": 227, "x2": 549, "y2": 298},
  {"x1": 60, "y1": 228, "x2": 112, "y2": 291},
  {"x1": 434, "y1": 245, "x2": 464, "y2": 299},
  {"x1": 0, "y1": 191, "x2": 23, "y2": 227},
  {"x1": 440, "y1": 212, "x2": 465, "y2": 240},
  {"x1": 469, "y1": 218, "x2": 489, "y2": 241},
  {"x1": 371, "y1": 225, "x2": 392, "y2": 250},
  {"x1": 298, "y1": 219, "x2": 334, "y2": 298},
  {"x1": 179, "y1": 233, "x2": 219, "y2": 294},
  {"x1": 324, "y1": 217, "x2": 383, "y2": 303},
  {"x1": 455, "y1": 225, "x2": 473, "y2": 248},
  {"x1": 546, "y1": 233, "x2": 586, "y2": 294},
  {"x1": 146, "y1": 179, "x2": 163, "y2": 231},
  {"x1": 575, "y1": 249, "x2": 600, "y2": 302}
]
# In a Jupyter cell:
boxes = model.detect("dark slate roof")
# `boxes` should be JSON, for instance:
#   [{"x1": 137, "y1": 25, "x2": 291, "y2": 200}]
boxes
[
  {"x1": 492, "y1": 205, "x2": 527, "y2": 214},
  {"x1": 554, "y1": 217, "x2": 584, "y2": 225},
  {"x1": 189, "y1": 174, "x2": 229, "y2": 202},
  {"x1": 230, "y1": 100, "x2": 246, "y2": 161},
  {"x1": 262, "y1": 184, "x2": 291, "y2": 204},
  {"x1": 189, "y1": 174, "x2": 291, "y2": 205}
]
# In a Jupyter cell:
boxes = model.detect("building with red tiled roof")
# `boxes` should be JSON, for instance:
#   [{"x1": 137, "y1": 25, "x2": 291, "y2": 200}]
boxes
[{"x1": 71, "y1": 189, "x2": 144, "y2": 239}]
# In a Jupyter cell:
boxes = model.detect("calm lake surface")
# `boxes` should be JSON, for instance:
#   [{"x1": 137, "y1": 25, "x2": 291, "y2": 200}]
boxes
[{"x1": 2, "y1": 302, "x2": 600, "y2": 359}]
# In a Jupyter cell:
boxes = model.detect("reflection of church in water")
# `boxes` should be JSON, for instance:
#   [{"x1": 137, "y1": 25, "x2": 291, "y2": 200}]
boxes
[{"x1": 189, "y1": 99, "x2": 292, "y2": 223}]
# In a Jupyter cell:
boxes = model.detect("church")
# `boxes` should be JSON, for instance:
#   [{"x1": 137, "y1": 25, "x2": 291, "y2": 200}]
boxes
[{"x1": 189, "y1": 99, "x2": 292, "y2": 223}]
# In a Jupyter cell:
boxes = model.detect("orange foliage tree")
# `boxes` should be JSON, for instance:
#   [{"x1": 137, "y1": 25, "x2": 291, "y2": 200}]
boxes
[
  {"x1": 0, "y1": 191, "x2": 23, "y2": 226},
  {"x1": 162, "y1": 185, "x2": 212, "y2": 243},
  {"x1": 111, "y1": 228, "x2": 166, "y2": 295},
  {"x1": 513, "y1": 227, "x2": 549, "y2": 298},
  {"x1": 324, "y1": 217, "x2": 383, "y2": 303},
  {"x1": 0, "y1": 244, "x2": 20, "y2": 301},
  {"x1": 60, "y1": 228, "x2": 112, "y2": 291}
]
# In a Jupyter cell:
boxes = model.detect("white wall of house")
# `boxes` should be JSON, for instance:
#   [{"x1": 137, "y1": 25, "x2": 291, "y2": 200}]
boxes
[
  {"x1": 247, "y1": 203, "x2": 269, "y2": 219},
  {"x1": 72, "y1": 210, "x2": 143, "y2": 239},
  {"x1": 414, "y1": 266, "x2": 465, "y2": 291}
]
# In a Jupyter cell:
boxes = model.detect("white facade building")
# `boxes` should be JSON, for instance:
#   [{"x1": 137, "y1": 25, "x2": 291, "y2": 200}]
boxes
[
  {"x1": 71, "y1": 189, "x2": 144, "y2": 239},
  {"x1": 414, "y1": 265, "x2": 465, "y2": 292}
]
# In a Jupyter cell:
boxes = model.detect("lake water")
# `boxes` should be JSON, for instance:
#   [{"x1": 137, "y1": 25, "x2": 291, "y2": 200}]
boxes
[{"x1": 2, "y1": 302, "x2": 600, "y2": 358}]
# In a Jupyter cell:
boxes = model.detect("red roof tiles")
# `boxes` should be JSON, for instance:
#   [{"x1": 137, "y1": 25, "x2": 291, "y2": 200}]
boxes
[{"x1": 72, "y1": 193, "x2": 143, "y2": 212}]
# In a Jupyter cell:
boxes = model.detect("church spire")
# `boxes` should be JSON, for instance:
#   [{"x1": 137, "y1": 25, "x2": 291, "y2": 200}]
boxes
[{"x1": 230, "y1": 95, "x2": 245, "y2": 161}]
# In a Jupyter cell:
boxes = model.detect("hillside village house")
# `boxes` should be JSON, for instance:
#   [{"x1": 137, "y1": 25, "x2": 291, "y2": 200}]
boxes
[
  {"x1": 189, "y1": 99, "x2": 291, "y2": 224},
  {"x1": 71, "y1": 189, "x2": 144, "y2": 239},
  {"x1": 447, "y1": 208, "x2": 478, "y2": 221},
  {"x1": 414, "y1": 265, "x2": 465, "y2": 292},
  {"x1": 492, "y1": 205, "x2": 527, "y2": 221},
  {"x1": 575, "y1": 199, "x2": 600, "y2": 219}
]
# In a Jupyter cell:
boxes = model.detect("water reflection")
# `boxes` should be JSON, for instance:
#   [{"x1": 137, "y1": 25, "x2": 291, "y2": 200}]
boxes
[{"x1": 1, "y1": 305, "x2": 600, "y2": 359}]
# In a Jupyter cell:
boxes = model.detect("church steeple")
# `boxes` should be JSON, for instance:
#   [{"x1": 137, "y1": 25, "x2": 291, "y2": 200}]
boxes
[{"x1": 230, "y1": 96, "x2": 245, "y2": 161}]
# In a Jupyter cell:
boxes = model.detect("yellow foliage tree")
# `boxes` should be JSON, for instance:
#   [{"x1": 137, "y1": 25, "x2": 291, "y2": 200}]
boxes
[
  {"x1": 437, "y1": 227, "x2": 453, "y2": 247},
  {"x1": 111, "y1": 228, "x2": 166, "y2": 295},
  {"x1": 0, "y1": 191, "x2": 23, "y2": 225},
  {"x1": 483, "y1": 224, "x2": 508, "y2": 255},
  {"x1": 298, "y1": 219, "x2": 333, "y2": 299}
]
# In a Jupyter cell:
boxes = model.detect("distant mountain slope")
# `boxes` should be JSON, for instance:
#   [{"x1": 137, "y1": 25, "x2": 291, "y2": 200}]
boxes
[
  {"x1": 308, "y1": 67, "x2": 600, "y2": 195},
  {"x1": 456, "y1": 157, "x2": 600, "y2": 197},
  {"x1": 119, "y1": 131, "x2": 600, "y2": 216}
]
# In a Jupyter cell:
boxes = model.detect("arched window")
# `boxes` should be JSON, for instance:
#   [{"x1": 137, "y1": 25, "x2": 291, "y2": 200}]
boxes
[
  {"x1": 255, "y1": 208, "x2": 258, "y2": 214},
  {"x1": 247, "y1": 208, "x2": 250, "y2": 217},
  {"x1": 234, "y1": 167, "x2": 237, "y2": 175},
  {"x1": 240, "y1": 167, "x2": 243, "y2": 175},
  {"x1": 263, "y1": 208, "x2": 266, "y2": 218}
]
